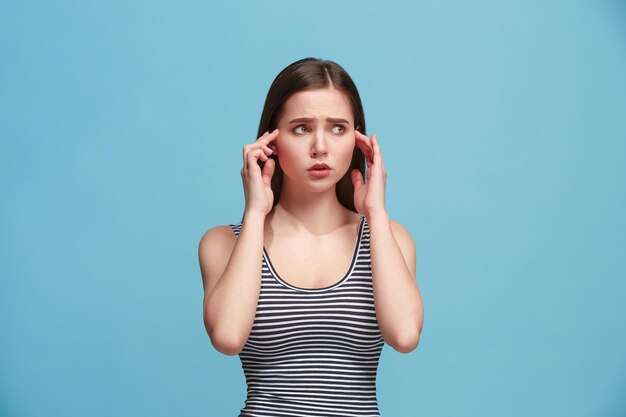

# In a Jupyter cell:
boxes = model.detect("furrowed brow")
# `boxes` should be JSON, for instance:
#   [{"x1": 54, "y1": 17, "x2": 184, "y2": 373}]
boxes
[{"x1": 288, "y1": 117, "x2": 351, "y2": 124}]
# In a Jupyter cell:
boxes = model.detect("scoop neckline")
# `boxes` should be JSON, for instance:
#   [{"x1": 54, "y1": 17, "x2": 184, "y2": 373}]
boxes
[{"x1": 262, "y1": 215, "x2": 365, "y2": 293}]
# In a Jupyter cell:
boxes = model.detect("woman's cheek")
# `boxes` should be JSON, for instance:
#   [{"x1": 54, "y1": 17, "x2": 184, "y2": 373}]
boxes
[{"x1": 276, "y1": 150, "x2": 295, "y2": 175}]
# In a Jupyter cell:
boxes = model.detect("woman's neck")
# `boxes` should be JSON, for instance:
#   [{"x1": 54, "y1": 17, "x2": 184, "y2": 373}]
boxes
[{"x1": 267, "y1": 184, "x2": 359, "y2": 235}]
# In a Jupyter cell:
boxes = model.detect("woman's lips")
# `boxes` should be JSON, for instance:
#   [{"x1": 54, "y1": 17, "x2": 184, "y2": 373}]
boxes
[
  {"x1": 308, "y1": 168, "x2": 331, "y2": 178},
  {"x1": 308, "y1": 163, "x2": 331, "y2": 170}
]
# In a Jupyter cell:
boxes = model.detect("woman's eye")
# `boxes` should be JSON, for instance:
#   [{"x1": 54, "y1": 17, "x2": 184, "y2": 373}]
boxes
[
  {"x1": 293, "y1": 125, "x2": 309, "y2": 134},
  {"x1": 293, "y1": 124, "x2": 345, "y2": 135},
  {"x1": 332, "y1": 125, "x2": 346, "y2": 134}
]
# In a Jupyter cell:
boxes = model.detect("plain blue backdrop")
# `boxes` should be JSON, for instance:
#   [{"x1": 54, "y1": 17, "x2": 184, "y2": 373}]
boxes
[{"x1": 1, "y1": 1, "x2": 625, "y2": 416}]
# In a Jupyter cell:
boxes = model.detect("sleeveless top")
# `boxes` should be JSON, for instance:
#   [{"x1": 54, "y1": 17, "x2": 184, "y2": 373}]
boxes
[{"x1": 228, "y1": 214, "x2": 385, "y2": 417}]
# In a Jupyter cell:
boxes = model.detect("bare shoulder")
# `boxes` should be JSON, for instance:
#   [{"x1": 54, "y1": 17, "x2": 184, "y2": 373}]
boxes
[
  {"x1": 198, "y1": 224, "x2": 237, "y2": 295},
  {"x1": 389, "y1": 219, "x2": 417, "y2": 278},
  {"x1": 389, "y1": 219, "x2": 414, "y2": 241},
  {"x1": 199, "y1": 224, "x2": 236, "y2": 252}
]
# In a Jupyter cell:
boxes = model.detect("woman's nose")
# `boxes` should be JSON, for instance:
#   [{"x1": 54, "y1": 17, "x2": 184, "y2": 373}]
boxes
[{"x1": 311, "y1": 132, "x2": 329, "y2": 155}]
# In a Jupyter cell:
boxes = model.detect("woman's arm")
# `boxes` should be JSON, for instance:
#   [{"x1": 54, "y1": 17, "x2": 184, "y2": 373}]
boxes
[
  {"x1": 198, "y1": 210, "x2": 266, "y2": 356},
  {"x1": 368, "y1": 210, "x2": 424, "y2": 353}
]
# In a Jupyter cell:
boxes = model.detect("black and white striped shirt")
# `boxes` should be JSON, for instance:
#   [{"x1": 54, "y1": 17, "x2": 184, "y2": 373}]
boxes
[{"x1": 229, "y1": 214, "x2": 385, "y2": 417}]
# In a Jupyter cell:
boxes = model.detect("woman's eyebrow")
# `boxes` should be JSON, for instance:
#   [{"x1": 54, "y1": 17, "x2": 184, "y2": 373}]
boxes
[{"x1": 288, "y1": 117, "x2": 350, "y2": 124}]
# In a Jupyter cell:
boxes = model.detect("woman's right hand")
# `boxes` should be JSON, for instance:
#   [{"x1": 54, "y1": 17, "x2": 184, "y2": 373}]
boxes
[{"x1": 241, "y1": 128, "x2": 279, "y2": 217}]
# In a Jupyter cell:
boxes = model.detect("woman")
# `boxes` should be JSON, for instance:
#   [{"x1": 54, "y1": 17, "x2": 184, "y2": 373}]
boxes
[{"x1": 199, "y1": 57, "x2": 424, "y2": 417}]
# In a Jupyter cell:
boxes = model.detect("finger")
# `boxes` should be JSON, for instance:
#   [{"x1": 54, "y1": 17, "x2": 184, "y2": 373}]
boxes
[
  {"x1": 262, "y1": 157, "x2": 275, "y2": 184},
  {"x1": 351, "y1": 168, "x2": 363, "y2": 188},
  {"x1": 372, "y1": 134, "x2": 382, "y2": 167},
  {"x1": 354, "y1": 132, "x2": 371, "y2": 147},
  {"x1": 244, "y1": 148, "x2": 266, "y2": 171},
  {"x1": 260, "y1": 128, "x2": 280, "y2": 152},
  {"x1": 256, "y1": 131, "x2": 269, "y2": 141},
  {"x1": 354, "y1": 129, "x2": 373, "y2": 153},
  {"x1": 242, "y1": 142, "x2": 259, "y2": 166},
  {"x1": 244, "y1": 137, "x2": 274, "y2": 166},
  {"x1": 246, "y1": 141, "x2": 273, "y2": 155},
  {"x1": 258, "y1": 147, "x2": 269, "y2": 161},
  {"x1": 354, "y1": 130, "x2": 374, "y2": 164},
  {"x1": 258, "y1": 128, "x2": 279, "y2": 146}
]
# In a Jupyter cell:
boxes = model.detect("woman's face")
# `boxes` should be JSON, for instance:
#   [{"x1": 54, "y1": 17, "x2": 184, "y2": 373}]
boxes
[{"x1": 274, "y1": 88, "x2": 357, "y2": 190}]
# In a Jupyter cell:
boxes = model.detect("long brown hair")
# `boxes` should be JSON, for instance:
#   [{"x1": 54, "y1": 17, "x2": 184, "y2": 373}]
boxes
[{"x1": 240, "y1": 57, "x2": 367, "y2": 223}]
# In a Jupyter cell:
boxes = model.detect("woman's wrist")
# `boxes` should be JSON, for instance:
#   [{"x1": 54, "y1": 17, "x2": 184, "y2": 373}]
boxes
[
  {"x1": 365, "y1": 209, "x2": 389, "y2": 223},
  {"x1": 243, "y1": 209, "x2": 267, "y2": 225}
]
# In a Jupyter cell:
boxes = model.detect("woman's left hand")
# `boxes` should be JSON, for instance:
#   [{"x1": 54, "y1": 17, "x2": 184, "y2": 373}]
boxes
[{"x1": 351, "y1": 129, "x2": 388, "y2": 218}]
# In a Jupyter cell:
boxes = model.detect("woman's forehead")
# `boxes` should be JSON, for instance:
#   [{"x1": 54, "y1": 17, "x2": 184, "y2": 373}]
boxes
[{"x1": 282, "y1": 89, "x2": 352, "y2": 119}]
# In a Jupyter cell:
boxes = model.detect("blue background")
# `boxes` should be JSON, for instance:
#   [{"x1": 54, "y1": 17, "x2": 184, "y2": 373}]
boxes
[{"x1": 2, "y1": 1, "x2": 625, "y2": 416}]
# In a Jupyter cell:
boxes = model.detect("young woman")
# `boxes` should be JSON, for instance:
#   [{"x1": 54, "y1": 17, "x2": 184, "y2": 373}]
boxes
[{"x1": 199, "y1": 57, "x2": 424, "y2": 417}]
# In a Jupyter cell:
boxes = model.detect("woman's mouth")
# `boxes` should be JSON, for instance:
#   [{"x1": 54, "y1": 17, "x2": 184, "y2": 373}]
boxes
[
  {"x1": 308, "y1": 167, "x2": 331, "y2": 178},
  {"x1": 308, "y1": 163, "x2": 330, "y2": 170}
]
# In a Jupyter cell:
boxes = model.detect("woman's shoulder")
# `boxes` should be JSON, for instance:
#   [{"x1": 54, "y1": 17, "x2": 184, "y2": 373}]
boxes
[
  {"x1": 199, "y1": 223, "x2": 237, "y2": 244},
  {"x1": 198, "y1": 224, "x2": 238, "y2": 293},
  {"x1": 198, "y1": 224, "x2": 237, "y2": 258},
  {"x1": 388, "y1": 218, "x2": 415, "y2": 247},
  {"x1": 389, "y1": 218, "x2": 411, "y2": 236}
]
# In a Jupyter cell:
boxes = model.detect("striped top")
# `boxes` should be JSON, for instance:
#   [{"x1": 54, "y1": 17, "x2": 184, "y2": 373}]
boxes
[{"x1": 228, "y1": 214, "x2": 385, "y2": 417}]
